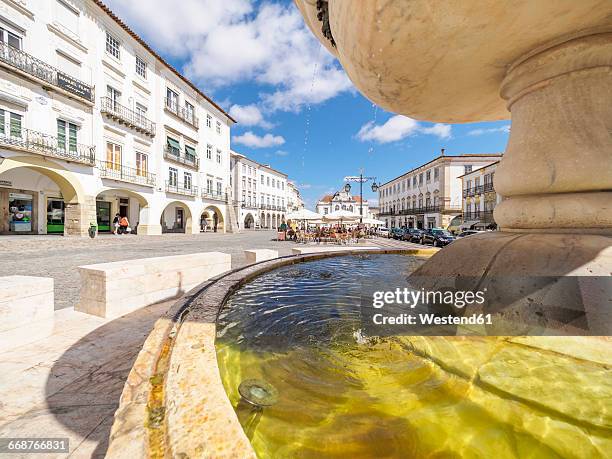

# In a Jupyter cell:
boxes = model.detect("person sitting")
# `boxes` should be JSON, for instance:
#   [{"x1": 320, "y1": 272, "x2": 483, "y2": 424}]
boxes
[{"x1": 118, "y1": 216, "x2": 129, "y2": 235}]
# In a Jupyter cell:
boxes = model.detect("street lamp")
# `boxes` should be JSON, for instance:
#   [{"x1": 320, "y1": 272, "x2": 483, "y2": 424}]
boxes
[{"x1": 344, "y1": 169, "x2": 378, "y2": 224}]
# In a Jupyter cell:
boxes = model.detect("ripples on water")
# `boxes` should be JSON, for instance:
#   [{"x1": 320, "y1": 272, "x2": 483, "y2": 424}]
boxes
[{"x1": 215, "y1": 255, "x2": 612, "y2": 459}]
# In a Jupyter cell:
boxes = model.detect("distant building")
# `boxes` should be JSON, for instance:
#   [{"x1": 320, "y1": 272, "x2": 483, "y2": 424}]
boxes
[
  {"x1": 378, "y1": 152, "x2": 503, "y2": 229},
  {"x1": 460, "y1": 161, "x2": 502, "y2": 230},
  {"x1": 316, "y1": 190, "x2": 371, "y2": 219},
  {"x1": 286, "y1": 182, "x2": 304, "y2": 212}
]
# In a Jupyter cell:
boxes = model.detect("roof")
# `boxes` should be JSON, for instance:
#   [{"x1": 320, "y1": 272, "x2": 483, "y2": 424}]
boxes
[
  {"x1": 230, "y1": 150, "x2": 288, "y2": 177},
  {"x1": 92, "y1": 0, "x2": 236, "y2": 124},
  {"x1": 457, "y1": 160, "x2": 501, "y2": 179},
  {"x1": 379, "y1": 153, "x2": 503, "y2": 187},
  {"x1": 317, "y1": 193, "x2": 367, "y2": 204}
]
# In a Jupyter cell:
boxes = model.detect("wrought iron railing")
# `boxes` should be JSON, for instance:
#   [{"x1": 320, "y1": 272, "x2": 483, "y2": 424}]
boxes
[
  {"x1": 0, "y1": 42, "x2": 94, "y2": 102},
  {"x1": 380, "y1": 205, "x2": 464, "y2": 216},
  {"x1": 164, "y1": 98, "x2": 199, "y2": 129},
  {"x1": 464, "y1": 210, "x2": 495, "y2": 223},
  {"x1": 0, "y1": 127, "x2": 95, "y2": 165},
  {"x1": 163, "y1": 145, "x2": 199, "y2": 169},
  {"x1": 165, "y1": 180, "x2": 198, "y2": 196},
  {"x1": 97, "y1": 161, "x2": 156, "y2": 186},
  {"x1": 100, "y1": 97, "x2": 155, "y2": 136},
  {"x1": 202, "y1": 190, "x2": 227, "y2": 201},
  {"x1": 483, "y1": 182, "x2": 494, "y2": 192},
  {"x1": 241, "y1": 203, "x2": 258, "y2": 209}
]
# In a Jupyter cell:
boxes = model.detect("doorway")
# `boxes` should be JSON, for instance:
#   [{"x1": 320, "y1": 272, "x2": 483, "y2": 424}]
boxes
[
  {"x1": 46, "y1": 198, "x2": 65, "y2": 234},
  {"x1": 96, "y1": 201, "x2": 111, "y2": 232},
  {"x1": 176, "y1": 208, "x2": 184, "y2": 230}
]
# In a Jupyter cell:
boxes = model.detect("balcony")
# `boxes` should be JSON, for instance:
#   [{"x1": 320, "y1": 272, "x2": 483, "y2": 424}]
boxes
[
  {"x1": 464, "y1": 210, "x2": 495, "y2": 223},
  {"x1": 241, "y1": 203, "x2": 258, "y2": 209},
  {"x1": 483, "y1": 182, "x2": 494, "y2": 192},
  {"x1": 164, "y1": 98, "x2": 199, "y2": 129},
  {"x1": 380, "y1": 205, "x2": 464, "y2": 217},
  {"x1": 0, "y1": 42, "x2": 94, "y2": 103},
  {"x1": 165, "y1": 180, "x2": 198, "y2": 197},
  {"x1": 0, "y1": 127, "x2": 95, "y2": 165},
  {"x1": 97, "y1": 161, "x2": 156, "y2": 187},
  {"x1": 163, "y1": 145, "x2": 199, "y2": 170},
  {"x1": 100, "y1": 97, "x2": 155, "y2": 137},
  {"x1": 202, "y1": 190, "x2": 227, "y2": 202}
]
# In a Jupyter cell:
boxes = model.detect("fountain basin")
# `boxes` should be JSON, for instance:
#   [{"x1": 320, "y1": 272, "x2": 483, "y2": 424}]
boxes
[{"x1": 107, "y1": 249, "x2": 612, "y2": 458}]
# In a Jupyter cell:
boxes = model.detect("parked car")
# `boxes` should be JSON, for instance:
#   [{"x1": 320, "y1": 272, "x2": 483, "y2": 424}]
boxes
[
  {"x1": 390, "y1": 228, "x2": 406, "y2": 240},
  {"x1": 457, "y1": 230, "x2": 482, "y2": 238},
  {"x1": 377, "y1": 227, "x2": 390, "y2": 238},
  {"x1": 403, "y1": 228, "x2": 425, "y2": 243},
  {"x1": 421, "y1": 228, "x2": 456, "y2": 247}
]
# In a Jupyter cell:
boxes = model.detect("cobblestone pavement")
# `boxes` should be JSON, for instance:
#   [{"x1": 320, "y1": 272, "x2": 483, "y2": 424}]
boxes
[{"x1": 0, "y1": 232, "x2": 424, "y2": 310}]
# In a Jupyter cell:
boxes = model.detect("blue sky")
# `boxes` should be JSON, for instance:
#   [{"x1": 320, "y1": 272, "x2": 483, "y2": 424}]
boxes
[{"x1": 106, "y1": 0, "x2": 510, "y2": 209}]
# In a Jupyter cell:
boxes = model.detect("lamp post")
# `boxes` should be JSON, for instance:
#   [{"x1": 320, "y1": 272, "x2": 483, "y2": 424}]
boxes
[{"x1": 344, "y1": 169, "x2": 379, "y2": 224}]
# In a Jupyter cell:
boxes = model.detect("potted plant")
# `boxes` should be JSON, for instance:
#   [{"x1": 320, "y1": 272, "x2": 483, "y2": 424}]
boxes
[{"x1": 88, "y1": 222, "x2": 97, "y2": 239}]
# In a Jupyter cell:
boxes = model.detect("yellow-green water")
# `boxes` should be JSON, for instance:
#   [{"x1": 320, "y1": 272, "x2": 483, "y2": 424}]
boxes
[{"x1": 215, "y1": 255, "x2": 612, "y2": 458}]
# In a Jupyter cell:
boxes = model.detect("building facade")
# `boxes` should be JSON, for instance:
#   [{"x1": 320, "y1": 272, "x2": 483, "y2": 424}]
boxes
[
  {"x1": 316, "y1": 190, "x2": 370, "y2": 218},
  {"x1": 230, "y1": 151, "x2": 289, "y2": 230},
  {"x1": 0, "y1": 0, "x2": 235, "y2": 236},
  {"x1": 286, "y1": 181, "x2": 304, "y2": 212},
  {"x1": 378, "y1": 153, "x2": 502, "y2": 229},
  {"x1": 460, "y1": 161, "x2": 502, "y2": 230}
]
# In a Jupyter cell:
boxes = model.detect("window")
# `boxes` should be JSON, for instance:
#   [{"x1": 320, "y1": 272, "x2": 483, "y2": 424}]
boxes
[
  {"x1": 419, "y1": 173, "x2": 423, "y2": 185},
  {"x1": 206, "y1": 144, "x2": 212, "y2": 160},
  {"x1": 57, "y1": 119, "x2": 77, "y2": 153},
  {"x1": 0, "y1": 109, "x2": 22, "y2": 138},
  {"x1": 216, "y1": 121, "x2": 221, "y2": 134},
  {"x1": 206, "y1": 114, "x2": 212, "y2": 128},
  {"x1": 216, "y1": 181, "x2": 222, "y2": 195},
  {"x1": 272, "y1": 178, "x2": 275, "y2": 187},
  {"x1": 135, "y1": 103, "x2": 147, "y2": 124},
  {"x1": 168, "y1": 167, "x2": 178, "y2": 186},
  {"x1": 105, "y1": 32, "x2": 120, "y2": 59},
  {"x1": 185, "y1": 145, "x2": 197, "y2": 162},
  {"x1": 107, "y1": 86, "x2": 121, "y2": 110},
  {"x1": 0, "y1": 27, "x2": 22, "y2": 50},
  {"x1": 242, "y1": 164, "x2": 246, "y2": 174},
  {"x1": 184, "y1": 172, "x2": 192, "y2": 190},
  {"x1": 282, "y1": 182, "x2": 284, "y2": 190},
  {"x1": 136, "y1": 152, "x2": 148, "y2": 176},
  {"x1": 166, "y1": 136, "x2": 180, "y2": 156},
  {"x1": 57, "y1": 51, "x2": 80, "y2": 76},
  {"x1": 216, "y1": 149, "x2": 222, "y2": 163},
  {"x1": 426, "y1": 170, "x2": 431, "y2": 182},
  {"x1": 261, "y1": 175, "x2": 264, "y2": 184},
  {"x1": 434, "y1": 167, "x2": 439, "y2": 180},
  {"x1": 166, "y1": 88, "x2": 178, "y2": 111},
  {"x1": 464, "y1": 165, "x2": 473, "y2": 174},
  {"x1": 242, "y1": 178, "x2": 246, "y2": 190},
  {"x1": 207, "y1": 178, "x2": 213, "y2": 194},
  {"x1": 106, "y1": 142, "x2": 122, "y2": 170},
  {"x1": 267, "y1": 177, "x2": 270, "y2": 186},
  {"x1": 57, "y1": 1, "x2": 79, "y2": 34},
  {"x1": 413, "y1": 176, "x2": 417, "y2": 186},
  {"x1": 185, "y1": 101, "x2": 194, "y2": 124},
  {"x1": 135, "y1": 56, "x2": 147, "y2": 78}
]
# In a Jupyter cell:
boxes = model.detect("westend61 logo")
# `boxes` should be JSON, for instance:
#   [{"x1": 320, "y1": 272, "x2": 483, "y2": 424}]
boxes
[{"x1": 370, "y1": 287, "x2": 492, "y2": 326}]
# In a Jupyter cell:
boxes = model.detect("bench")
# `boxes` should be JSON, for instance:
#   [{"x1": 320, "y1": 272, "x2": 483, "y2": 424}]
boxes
[
  {"x1": 244, "y1": 249, "x2": 278, "y2": 263},
  {"x1": 0, "y1": 276, "x2": 54, "y2": 352},
  {"x1": 77, "y1": 252, "x2": 231, "y2": 319}
]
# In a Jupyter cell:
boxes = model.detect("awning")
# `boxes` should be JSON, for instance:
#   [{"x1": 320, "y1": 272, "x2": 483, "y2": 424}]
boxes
[
  {"x1": 167, "y1": 137, "x2": 180, "y2": 150},
  {"x1": 185, "y1": 145, "x2": 196, "y2": 156}
]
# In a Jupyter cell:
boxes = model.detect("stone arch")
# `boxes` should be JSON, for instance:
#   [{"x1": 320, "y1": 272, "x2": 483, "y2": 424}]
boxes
[
  {"x1": 0, "y1": 156, "x2": 89, "y2": 235},
  {"x1": 272, "y1": 214, "x2": 277, "y2": 229},
  {"x1": 266, "y1": 213, "x2": 271, "y2": 228},
  {"x1": 160, "y1": 201, "x2": 193, "y2": 233},
  {"x1": 95, "y1": 188, "x2": 151, "y2": 234},
  {"x1": 201, "y1": 205, "x2": 224, "y2": 233},
  {"x1": 244, "y1": 213, "x2": 255, "y2": 229},
  {"x1": 260, "y1": 212, "x2": 266, "y2": 228}
]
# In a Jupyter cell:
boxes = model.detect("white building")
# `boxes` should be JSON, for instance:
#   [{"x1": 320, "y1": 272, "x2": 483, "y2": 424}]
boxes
[
  {"x1": 378, "y1": 152, "x2": 502, "y2": 229},
  {"x1": 0, "y1": 0, "x2": 236, "y2": 236},
  {"x1": 230, "y1": 151, "x2": 289, "y2": 230},
  {"x1": 286, "y1": 181, "x2": 304, "y2": 212},
  {"x1": 460, "y1": 161, "x2": 502, "y2": 230},
  {"x1": 316, "y1": 189, "x2": 371, "y2": 219}
]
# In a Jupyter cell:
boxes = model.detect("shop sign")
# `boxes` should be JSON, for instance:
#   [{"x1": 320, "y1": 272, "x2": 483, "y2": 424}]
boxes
[{"x1": 0, "y1": 180, "x2": 12, "y2": 187}]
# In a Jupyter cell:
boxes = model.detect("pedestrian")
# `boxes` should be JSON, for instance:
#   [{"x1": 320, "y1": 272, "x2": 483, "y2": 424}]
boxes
[
  {"x1": 112, "y1": 213, "x2": 120, "y2": 235},
  {"x1": 119, "y1": 215, "x2": 129, "y2": 235}
]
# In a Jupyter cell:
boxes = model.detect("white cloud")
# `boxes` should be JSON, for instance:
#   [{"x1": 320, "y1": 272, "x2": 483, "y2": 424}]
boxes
[
  {"x1": 233, "y1": 131, "x2": 285, "y2": 148},
  {"x1": 467, "y1": 125, "x2": 511, "y2": 136},
  {"x1": 357, "y1": 116, "x2": 452, "y2": 144},
  {"x1": 105, "y1": 0, "x2": 352, "y2": 113},
  {"x1": 274, "y1": 150, "x2": 289, "y2": 156},
  {"x1": 228, "y1": 104, "x2": 272, "y2": 128}
]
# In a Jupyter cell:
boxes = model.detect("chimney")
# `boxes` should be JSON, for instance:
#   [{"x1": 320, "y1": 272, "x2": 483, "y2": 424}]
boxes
[{"x1": 441, "y1": 148, "x2": 445, "y2": 156}]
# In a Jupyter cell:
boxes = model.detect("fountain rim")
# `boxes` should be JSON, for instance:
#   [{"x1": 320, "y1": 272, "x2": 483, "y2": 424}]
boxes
[{"x1": 105, "y1": 248, "x2": 436, "y2": 458}]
